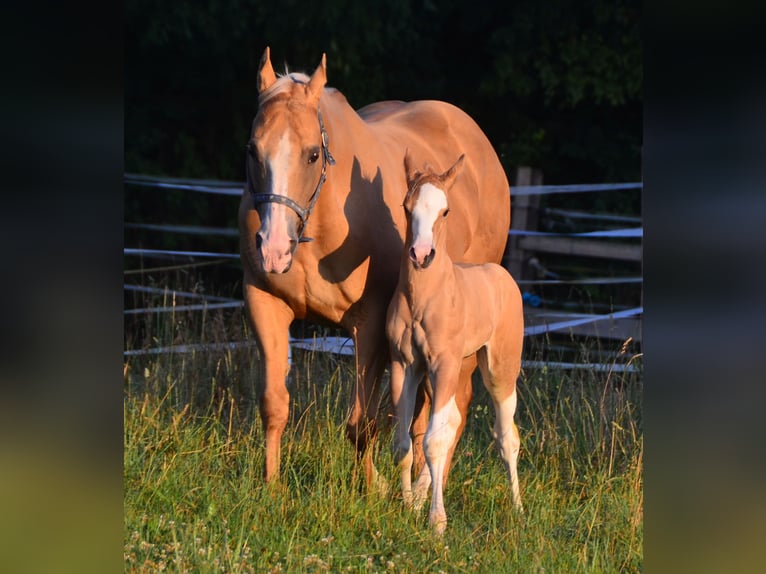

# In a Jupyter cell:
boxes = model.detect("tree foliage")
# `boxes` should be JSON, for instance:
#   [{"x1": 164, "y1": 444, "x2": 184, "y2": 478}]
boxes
[{"x1": 126, "y1": 0, "x2": 641, "y2": 187}]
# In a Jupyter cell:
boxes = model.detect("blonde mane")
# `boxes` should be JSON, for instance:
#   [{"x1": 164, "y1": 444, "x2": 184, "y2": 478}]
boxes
[{"x1": 258, "y1": 71, "x2": 311, "y2": 105}]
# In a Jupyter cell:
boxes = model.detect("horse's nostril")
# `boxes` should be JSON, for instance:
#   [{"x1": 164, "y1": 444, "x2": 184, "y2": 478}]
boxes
[
  {"x1": 255, "y1": 233, "x2": 263, "y2": 250},
  {"x1": 409, "y1": 247, "x2": 417, "y2": 262},
  {"x1": 289, "y1": 239, "x2": 297, "y2": 254},
  {"x1": 429, "y1": 248, "x2": 436, "y2": 260}
]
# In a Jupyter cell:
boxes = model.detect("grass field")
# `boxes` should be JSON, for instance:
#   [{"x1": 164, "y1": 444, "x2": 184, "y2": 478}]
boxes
[{"x1": 124, "y1": 289, "x2": 642, "y2": 573}]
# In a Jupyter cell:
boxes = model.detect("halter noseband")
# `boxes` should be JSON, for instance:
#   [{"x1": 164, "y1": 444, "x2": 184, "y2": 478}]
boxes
[{"x1": 247, "y1": 109, "x2": 336, "y2": 243}]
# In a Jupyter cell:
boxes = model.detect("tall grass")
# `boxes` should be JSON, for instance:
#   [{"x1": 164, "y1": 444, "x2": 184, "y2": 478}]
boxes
[{"x1": 124, "y1": 284, "x2": 642, "y2": 572}]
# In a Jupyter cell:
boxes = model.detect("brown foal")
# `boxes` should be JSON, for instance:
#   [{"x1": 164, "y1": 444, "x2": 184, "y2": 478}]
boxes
[{"x1": 386, "y1": 154, "x2": 524, "y2": 534}]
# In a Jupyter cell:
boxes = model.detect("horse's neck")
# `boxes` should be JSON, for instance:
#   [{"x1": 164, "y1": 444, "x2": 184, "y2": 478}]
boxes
[{"x1": 321, "y1": 91, "x2": 368, "y2": 148}]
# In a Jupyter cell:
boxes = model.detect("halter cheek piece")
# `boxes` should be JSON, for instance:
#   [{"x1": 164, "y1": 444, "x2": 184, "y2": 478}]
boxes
[{"x1": 247, "y1": 109, "x2": 336, "y2": 244}]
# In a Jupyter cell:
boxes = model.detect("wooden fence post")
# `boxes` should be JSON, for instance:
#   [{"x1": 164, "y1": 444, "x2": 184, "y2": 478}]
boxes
[{"x1": 505, "y1": 166, "x2": 543, "y2": 282}]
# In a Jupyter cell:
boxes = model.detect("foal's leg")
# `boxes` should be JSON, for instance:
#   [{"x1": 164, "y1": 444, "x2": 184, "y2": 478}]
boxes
[
  {"x1": 390, "y1": 359, "x2": 422, "y2": 506},
  {"x1": 410, "y1": 381, "x2": 432, "y2": 510},
  {"x1": 477, "y1": 346, "x2": 523, "y2": 510},
  {"x1": 244, "y1": 281, "x2": 295, "y2": 483},
  {"x1": 424, "y1": 359, "x2": 462, "y2": 535},
  {"x1": 492, "y1": 388, "x2": 522, "y2": 510},
  {"x1": 410, "y1": 382, "x2": 428, "y2": 482},
  {"x1": 411, "y1": 353, "x2": 475, "y2": 509},
  {"x1": 444, "y1": 353, "x2": 476, "y2": 483}
]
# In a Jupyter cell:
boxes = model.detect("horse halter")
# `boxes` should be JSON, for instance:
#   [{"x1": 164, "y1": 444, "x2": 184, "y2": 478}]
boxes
[{"x1": 247, "y1": 109, "x2": 336, "y2": 243}]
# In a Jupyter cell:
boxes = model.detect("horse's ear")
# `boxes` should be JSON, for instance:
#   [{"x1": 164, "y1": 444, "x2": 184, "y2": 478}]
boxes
[
  {"x1": 441, "y1": 154, "x2": 466, "y2": 189},
  {"x1": 307, "y1": 53, "x2": 327, "y2": 103},
  {"x1": 258, "y1": 46, "x2": 277, "y2": 94}
]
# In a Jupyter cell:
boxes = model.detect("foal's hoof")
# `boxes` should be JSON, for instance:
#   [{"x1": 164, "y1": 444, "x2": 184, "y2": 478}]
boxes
[
  {"x1": 365, "y1": 464, "x2": 390, "y2": 498},
  {"x1": 370, "y1": 473, "x2": 390, "y2": 498},
  {"x1": 411, "y1": 479, "x2": 430, "y2": 512},
  {"x1": 431, "y1": 519, "x2": 447, "y2": 536},
  {"x1": 429, "y1": 512, "x2": 447, "y2": 536}
]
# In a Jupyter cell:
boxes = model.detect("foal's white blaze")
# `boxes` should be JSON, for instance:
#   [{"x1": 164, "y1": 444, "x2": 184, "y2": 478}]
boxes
[
  {"x1": 258, "y1": 133, "x2": 294, "y2": 271},
  {"x1": 410, "y1": 182, "x2": 447, "y2": 260}
]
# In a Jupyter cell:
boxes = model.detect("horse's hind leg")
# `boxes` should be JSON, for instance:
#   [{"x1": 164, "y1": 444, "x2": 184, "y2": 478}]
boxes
[
  {"x1": 244, "y1": 282, "x2": 295, "y2": 483},
  {"x1": 477, "y1": 346, "x2": 523, "y2": 510},
  {"x1": 346, "y1": 323, "x2": 389, "y2": 494}
]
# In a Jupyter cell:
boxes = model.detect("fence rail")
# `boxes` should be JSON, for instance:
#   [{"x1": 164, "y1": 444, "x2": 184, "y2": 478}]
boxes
[{"x1": 124, "y1": 169, "x2": 643, "y2": 360}]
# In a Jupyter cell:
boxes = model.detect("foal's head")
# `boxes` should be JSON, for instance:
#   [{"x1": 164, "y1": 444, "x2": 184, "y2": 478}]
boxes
[
  {"x1": 402, "y1": 153, "x2": 465, "y2": 269},
  {"x1": 246, "y1": 47, "x2": 331, "y2": 273}
]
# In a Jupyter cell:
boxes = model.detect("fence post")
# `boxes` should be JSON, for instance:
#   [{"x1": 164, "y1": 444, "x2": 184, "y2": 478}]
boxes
[{"x1": 505, "y1": 166, "x2": 543, "y2": 281}]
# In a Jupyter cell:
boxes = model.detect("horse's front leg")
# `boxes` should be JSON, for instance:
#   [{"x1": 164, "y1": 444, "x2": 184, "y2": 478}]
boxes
[
  {"x1": 244, "y1": 281, "x2": 295, "y2": 483},
  {"x1": 346, "y1": 322, "x2": 389, "y2": 493}
]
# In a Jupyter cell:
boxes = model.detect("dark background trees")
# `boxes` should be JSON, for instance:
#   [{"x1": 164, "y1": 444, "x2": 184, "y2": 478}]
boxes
[{"x1": 126, "y1": 0, "x2": 641, "y2": 190}]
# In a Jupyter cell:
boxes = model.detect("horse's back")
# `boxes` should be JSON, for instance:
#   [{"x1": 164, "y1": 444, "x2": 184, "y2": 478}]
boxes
[
  {"x1": 356, "y1": 99, "x2": 510, "y2": 265},
  {"x1": 359, "y1": 100, "x2": 484, "y2": 146},
  {"x1": 357, "y1": 100, "x2": 408, "y2": 122}
]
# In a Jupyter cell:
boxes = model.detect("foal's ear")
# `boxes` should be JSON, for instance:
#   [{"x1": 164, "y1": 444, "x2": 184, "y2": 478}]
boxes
[
  {"x1": 403, "y1": 149, "x2": 418, "y2": 184},
  {"x1": 258, "y1": 46, "x2": 277, "y2": 94},
  {"x1": 441, "y1": 154, "x2": 466, "y2": 189},
  {"x1": 307, "y1": 53, "x2": 327, "y2": 103}
]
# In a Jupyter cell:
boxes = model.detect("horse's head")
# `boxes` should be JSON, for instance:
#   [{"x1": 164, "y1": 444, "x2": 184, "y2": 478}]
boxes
[
  {"x1": 246, "y1": 47, "x2": 334, "y2": 273},
  {"x1": 402, "y1": 152, "x2": 465, "y2": 269}
]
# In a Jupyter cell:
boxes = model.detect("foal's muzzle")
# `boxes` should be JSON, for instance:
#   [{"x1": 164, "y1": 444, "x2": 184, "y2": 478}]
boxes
[{"x1": 409, "y1": 246, "x2": 436, "y2": 269}]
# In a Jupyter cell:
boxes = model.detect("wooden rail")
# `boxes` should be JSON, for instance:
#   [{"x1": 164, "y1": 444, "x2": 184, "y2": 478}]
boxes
[{"x1": 504, "y1": 166, "x2": 642, "y2": 343}]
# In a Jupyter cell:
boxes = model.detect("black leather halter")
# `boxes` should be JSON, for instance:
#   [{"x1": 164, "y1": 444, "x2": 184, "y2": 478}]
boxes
[{"x1": 247, "y1": 109, "x2": 336, "y2": 243}]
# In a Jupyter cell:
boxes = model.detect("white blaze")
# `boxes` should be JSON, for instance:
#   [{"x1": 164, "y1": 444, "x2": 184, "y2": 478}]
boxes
[
  {"x1": 269, "y1": 133, "x2": 292, "y2": 197},
  {"x1": 260, "y1": 133, "x2": 293, "y2": 238},
  {"x1": 411, "y1": 182, "x2": 447, "y2": 247},
  {"x1": 258, "y1": 132, "x2": 296, "y2": 272}
]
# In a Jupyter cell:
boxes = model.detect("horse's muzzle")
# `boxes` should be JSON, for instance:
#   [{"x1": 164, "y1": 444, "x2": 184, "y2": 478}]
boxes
[{"x1": 256, "y1": 231, "x2": 297, "y2": 274}]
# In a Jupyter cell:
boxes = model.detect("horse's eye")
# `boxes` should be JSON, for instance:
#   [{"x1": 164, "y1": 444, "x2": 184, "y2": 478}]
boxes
[
  {"x1": 308, "y1": 149, "x2": 320, "y2": 164},
  {"x1": 443, "y1": 209, "x2": 450, "y2": 218},
  {"x1": 246, "y1": 141, "x2": 256, "y2": 159}
]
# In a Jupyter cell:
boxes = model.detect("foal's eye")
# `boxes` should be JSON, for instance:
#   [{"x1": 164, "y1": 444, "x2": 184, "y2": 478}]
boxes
[{"x1": 308, "y1": 149, "x2": 320, "y2": 164}]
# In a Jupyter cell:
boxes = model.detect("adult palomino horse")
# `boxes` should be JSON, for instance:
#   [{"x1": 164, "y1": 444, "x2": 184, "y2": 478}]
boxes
[
  {"x1": 387, "y1": 154, "x2": 524, "y2": 534},
  {"x1": 239, "y1": 47, "x2": 510, "y2": 487}
]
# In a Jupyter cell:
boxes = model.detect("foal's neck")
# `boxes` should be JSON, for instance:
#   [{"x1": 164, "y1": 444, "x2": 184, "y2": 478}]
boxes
[{"x1": 399, "y1": 238, "x2": 454, "y2": 303}]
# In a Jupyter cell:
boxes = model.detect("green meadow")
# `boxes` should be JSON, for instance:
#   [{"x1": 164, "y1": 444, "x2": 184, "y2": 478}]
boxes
[{"x1": 124, "y1": 290, "x2": 642, "y2": 573}]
